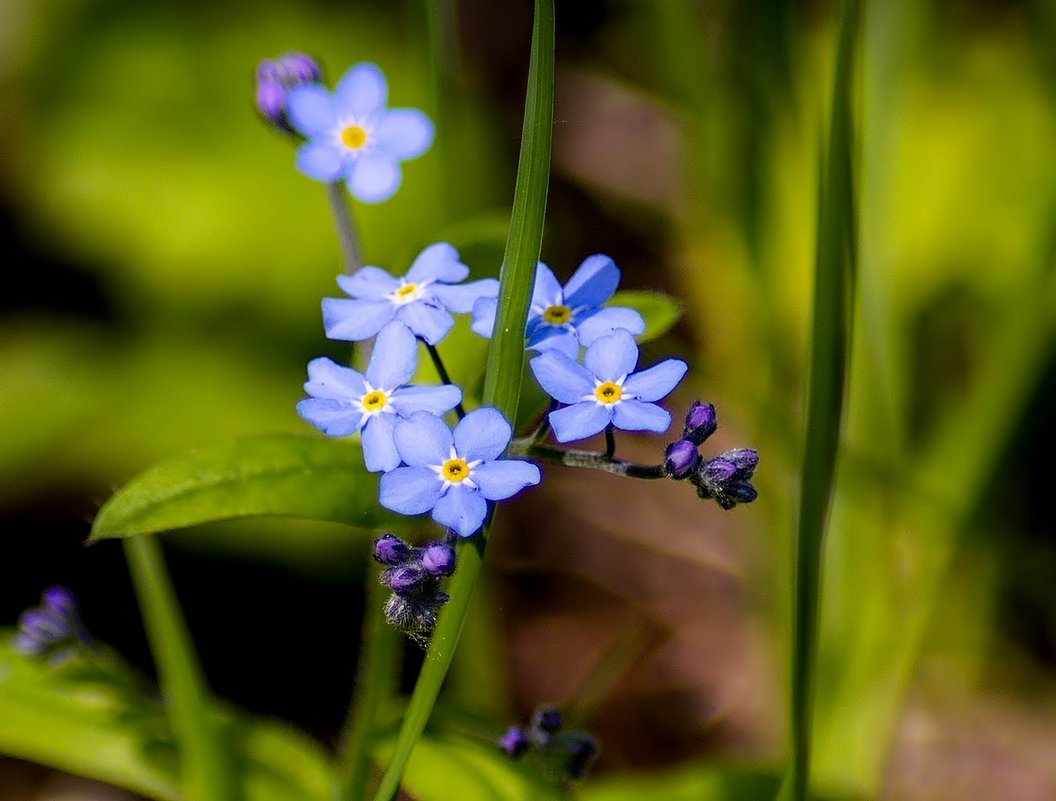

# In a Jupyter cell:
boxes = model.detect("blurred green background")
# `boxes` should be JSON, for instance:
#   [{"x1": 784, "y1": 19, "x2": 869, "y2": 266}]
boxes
[{"x1": 2, "y1": 0, "x2": 1055, "y2": 798}]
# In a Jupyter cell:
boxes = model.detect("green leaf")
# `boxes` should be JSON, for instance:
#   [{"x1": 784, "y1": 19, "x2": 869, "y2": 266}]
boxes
[
  {"x1": 90, "y1": 434, "x2": 411, "y2": 540},
  {"x1": 583, "y1": 763, "x2": 781, "y2": 801},
  {"x1": 609, "y1": 290, "x2": 683, "y2": 343},
  {"x1": 0, "y1": 634, "x2": 331, "y2": 801}
]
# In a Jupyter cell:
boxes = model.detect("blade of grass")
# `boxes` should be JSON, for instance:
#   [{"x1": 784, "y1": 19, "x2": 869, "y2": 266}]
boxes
[
  {"x1": 124, "y1": 536, "x2": 234, "y2": 801},
  {"x1": 369, "y1": 1, "x2": 554, "y2": 798},
  {"x1": 784, "y1": 1, "x2": 860, "y2": 800}
]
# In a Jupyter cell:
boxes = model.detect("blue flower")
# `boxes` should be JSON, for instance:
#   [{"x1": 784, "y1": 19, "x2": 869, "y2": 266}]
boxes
[
  {"x1": 286, "y1": 62, "x2": 433, "y2": 203},
  {"x1": 530, "y1": 328, "x2": 687, "y2": 442},
  {"x1": 322, "y1": 243, "x2": 499, "y2": 346},
  {"x1": 379, "y1": 408, "x2": 541, "y2": 537},
  {"x1": 297, "y1": 321, "x2": 461, "y2": 472},
  {"x1": 471, "y1": 255, "x2": 645, "y2": 357}
]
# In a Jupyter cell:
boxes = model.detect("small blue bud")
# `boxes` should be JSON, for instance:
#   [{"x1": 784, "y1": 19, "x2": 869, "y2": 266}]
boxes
[
  {"x1": 499, "y1": 725, "x2": 529, "y2": 758},
  {"x1": 373, "y1": 534, "x2": 413, "y2": 566},
  {"x1": 563, "y1": 733, "x2": 598, "y2": 779},
  {"x1": 683, "y1": 401, "x2": 717, "y2": 445},
  {"x1": 420, "y1": 542, "x2": 456, "y2": 577},
  {"x1": 42, "y1": 586, "x2": 79, "y2": 619},
  {"x1": 14, "y1": 586, "x2": 88, "y2": 661},
  {"x1": 721, "y1": 448, "x2": 759, "y2": 477},
  {"x1": 663, "y1": 439, "x2": 700, "y2": 479},
  {"x1": 382, "y1": 564, "x2": 427, "y2": 594},
  {"x1": 276, "y1": 52, "x2": 322, "y2": 84},
  {"x1": 701, "y1": 457, "x2": 738, "y2": 484},
  {"x1": 383, "y1": 586, "x2": 450, "y2": 640},
  {"x1": 532, "y1": 706, "x2": 562, "y2": 735},
  {"x1": 255, "y1": 52, "x2": 323, "y2": 134},
  {"x1": 726, "y1": 480, "x2": 758, "y2": 504}
]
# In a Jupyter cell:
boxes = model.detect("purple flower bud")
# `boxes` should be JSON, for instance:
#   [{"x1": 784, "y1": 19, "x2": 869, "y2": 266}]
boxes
[
  {"x1": 499, "y1": 726, "x2": 529, "y2": 758},
  {"x1": 683, "y1": 401, "x2": 717, "y2": 445},
  {"x1": 701, "y1": 457, "x2": 738, "y2": 484},
  {"x1": 382, "y1": 565, "x2": 427, "y2": 594},
  {"x1": 43, "y1": 586, "x2": 79, "y2": 619},
  {"x1": 383, "y1": 586, "x2": 450, "y2": 640},
  {"x1": 721, "y1": 448, "x2": 759, "y2": 477},
  {"x1": 663, "y1": 439, "x2": 700, "y2": 479},
  {"x1": 19, "y1": 609, "x2": 70, "y2": 640},
  {"x1": 532, "y1": 706, "x2": 562, "y2": 735},
  {"x1": 14, "y1": 586, "x2": 87, "y2": 660},
  {"x1": 726, "y1": 480, "x2": 758, "y2": 504},
  {"x1": 563, "y1": 733, "x2": 598, "y2": 779},
  {"x1": 373, "y1": 534, "x2": 413, "y2": 566},
  {"x1": 420, "y1": 542, "x2": 456, "y2": 577},
  {"x1": 276, "y1": 52, "x2": 322, "y2": 84}
]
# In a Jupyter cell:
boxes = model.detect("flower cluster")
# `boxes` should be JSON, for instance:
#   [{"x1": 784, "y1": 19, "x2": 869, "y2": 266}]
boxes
[
  {"x1": 663, "y1": 401, "x2": 760, "y2": 509},
  {"x1": 499, "y1": 706, "x2": 598, "y2": 781},
  {"x1": 13, "y1": 587, "x2": 90, "y2": 663},
  {"x1": 373, "y1": 534, "x2": 456, "y2": 638}
]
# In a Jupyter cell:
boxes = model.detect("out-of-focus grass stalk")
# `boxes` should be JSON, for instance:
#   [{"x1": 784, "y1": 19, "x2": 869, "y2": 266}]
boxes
[
  {"x1": 124, "y1": 536, "x2": 234, "y2": 801},
  {"x1": 334, "y1": 560, "x2": 400, "y2": 801},
  {"x1": 369, "y1": 1, "x2": 553, "y2": 798},
  {"x1": 784, "y1": 1, "x2": 860, "y2": 800},
  {"x1": 326, "y1": 181, "x2": 364, "y2": 274}
]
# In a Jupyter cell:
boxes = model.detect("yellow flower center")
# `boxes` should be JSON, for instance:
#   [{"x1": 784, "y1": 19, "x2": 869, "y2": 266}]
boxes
[
  {"x1": 594, "y1": 381, "x2": 622, "y2": 405},
  {"x1": 341, "y1": 124, "x2": 368, "y2": 150},
  {"x1": 542, "y1": 304, "x2": 571, "y2": 325},
  {"x1": 393, "y1": 283, "x2": 419, "y2": 303},
  {"x1": 441, "y1": 457, "x2": 471, "y2": 483},
  {"x1": 361, "y1": 389, "x2": 387, "y2": 410}
]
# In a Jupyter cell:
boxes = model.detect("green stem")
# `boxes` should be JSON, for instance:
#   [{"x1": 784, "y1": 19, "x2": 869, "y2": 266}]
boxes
[
  {"x1": 509, "y1": 440, "x2": 664, "y2": 479},
  {"x1": 423, "y1": 341, "x2": 467, "y2": 419},
  {"x1": 334, "y1": 559, "x2": 400, "y2": 801},
  {"x1": 785, "y1": 2, "x2": 860, "y2": 800},
  {"x1": 326, "y1": 181, "x2": 364, "y2": 275},
  {"x1": 370, "y1": 2, "x2": 554, "y2": 799},
  {"x1": 123, "y1": 536, "x2": 233, "y2": 801}
]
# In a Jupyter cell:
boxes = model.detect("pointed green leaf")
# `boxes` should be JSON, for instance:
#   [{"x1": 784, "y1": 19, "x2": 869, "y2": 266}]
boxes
[{"x1": 90, "y1": 434, "x2": 411, "y2": 540}]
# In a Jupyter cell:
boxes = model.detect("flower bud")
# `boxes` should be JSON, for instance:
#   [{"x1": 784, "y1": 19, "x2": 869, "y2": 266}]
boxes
[
  {"x1": 683, "y1": 401, "x2": 717, "y2": 445},
  {"x1": 382, "y1": 564, "x2": 427, "y2": 594},
  {"x1": 499, "y1": 726, "x2": 529, "y2": 758},
  {"x1": 254, "y1": 52, "x2": 323, "y2": 133},
  {"x1": 276, "y1": 52, "x2": 322, "y2": 84},
  {"x1": 420, "y1": 542, "x2": 456, "y2": 577},
  {"x1": 663, "y1": 439, "x2": 700, "y2": 479},
  {"x1": 721, "y1": 448, "x2": 759, "y2": 477},
  {"x1": 700, "y1": 457, "x2": 737, "y2": 484},
  {"x1": 532, "y1": 706, "x2": 562, "y2": 735},
  {"x1": 373, "y1": 534, "x2": 413, "y2": 566},
  {"x1": 563, "y1": 733, "x2": 598, "y2": 779}
]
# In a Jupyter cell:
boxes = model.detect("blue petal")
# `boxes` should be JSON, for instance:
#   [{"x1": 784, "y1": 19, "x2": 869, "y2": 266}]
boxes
[
  {"x1": 405, "y1": 242, "x2": 469, "y2": 284},
  {"x1": 322, "y1": 298, "x2": 394, "y2": 341},
  {"x1": 431, "y1": 278, "x2": 500, "y2": 313},
  {"x1": 375, "y1": 109, "x2": 435, "y2": 160},
  {"x1": 575, "y1": 306, "x2": 646, "y2": 345},
  {"x1": 453, "y1": 407, "x2": 511, "y2": 462},
  {"x1": 361, "y1": 414, "x2": 401, "y2": 472},
  {"x1": 548, "y1": 402, "x2": 612, "y2": 443},
  {"x1": 612, "y1": 399, "x2": 672, "y2": 433},
  {"x1": 335, "y1": 62, "x2": 388, "y2": 118},
  {"x1": 392, "y1": 411, "x2": 452, "y2": 467},
  {"x1": 347, "y1": 155, "x2": 402, "y2": 203},
  {"x1": 286, "y1": 84, "x2": 337, "y2": 137},
  {"x1": 295, "y1": 142, "x2": 344, "y2": 181},
  {"x1": 527, "y1": 329, "x2": 579, "y2": 358},
  {"x1": 529, "y1": 351, "x2": 593, "y2": 403},
  {"x1": 388, "y1": 384, "x2": 462, "y2": 416},
  {"x1": 304, "y1": 357, "x2": 366, "y2": 400},
  {"x1": 379, "y1": 466, "x2": 441, "y2": 515},
  {"x1": 622, "y1": 358, "x2": 688, "y2": 402},
  {"x1": 395, "y1": 301, "x2": 453, "y2": 346},
  {"x1": 296, "y1": 398, "x2": 362, "y2": 436},
  {"x1": 584, "y1": 328, "x2": 638, "y2": 381},
  {"x1": 432, "y1": 486, "x2": 487, "y2": 537},
  {"x1": 336, "y1": 266, "x2": 400, "y2": 299},
  {"x1": 471, "y1": 460, "x2": 540, "y2": 500},
  {"x1": 563, "y1": 254, "x2": 619, "y2": 308},
  {"x1": 366, "y1": 320, "x2": 418, "y2": 388},
  {"x1": 530, "y1": 263, "x2": 564, "y2": 309},
  {"x1": 470, "y1": 296, "x2": 498, "y2": 338}
]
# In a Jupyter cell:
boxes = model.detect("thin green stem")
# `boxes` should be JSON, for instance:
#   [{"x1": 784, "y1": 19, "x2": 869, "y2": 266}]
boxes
[
  {"x1": 370, "y1": 2, "x2": 554, "y2": 799},
  {"x1": 509, "y1": 440, "x2": 664, "y2": 479},
  {"x1": 784, "y1": 2, "x2": 860, "y2": 800},
  {"x1": 423, "y1": 341, "x2": 467, "y2": 419},
  {"x1": 326, "y1": 181, "x2": 364, "y2": 275},
  {"x1": 123, "y1": 536, "x2": 233, "y2": 801},
  {"x1": 528, "y1": 399, "x2": 557, "y2": 443},
  {"x1": 334, "y1": 560, "x2": 400, "y2": 801}
]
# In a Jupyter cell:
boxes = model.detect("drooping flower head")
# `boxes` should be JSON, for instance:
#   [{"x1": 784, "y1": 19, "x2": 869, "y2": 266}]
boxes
[
  {"x1": 255, "y1": 52, "x2": 324, "y2": 133},
  {"x1": 297, "y1": 320, "x2": 461, "y2": 472},
  {"x1": 471, "y1": 255, "x2": 645, "y2": 357},
  {"x1": 322, "y1": 243, "x2": 498, "y2": 346},
  {"x1": 379, "y1": 408, "x2": 541, "y2": 537},
  {"x1": 530, "y1": 328, "x2": 687, "y2": 443},
  {"x1": 285, "y1": 62, "x2": 434, "y2": 202}
]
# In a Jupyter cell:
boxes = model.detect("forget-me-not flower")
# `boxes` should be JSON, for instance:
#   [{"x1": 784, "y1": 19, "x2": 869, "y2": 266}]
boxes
[
  {"x1": 530, "y1": 328, "x2": 687, "y2": 442},
  {"x1": 297, "y1": 321, "x2": 461, "y2": 472},
  {"x1": 286, "y1": 62, "x2": 434, "y2": 202},
  {"x1": 322, "y1": 242, "x2": 499, "y2": 346},
  {"x1": 471, "y1": 255, "x2": 645, "y2": 357},
  {"x1": 379, "y1": 408, "x2": 540, "y2": 537}
]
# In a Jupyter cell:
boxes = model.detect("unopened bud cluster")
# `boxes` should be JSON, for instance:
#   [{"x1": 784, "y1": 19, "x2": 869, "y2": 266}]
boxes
[
  {"x1": 373, "y1": 534, "x2": 456, "y2": 640},
  {"x1": 13, "y1": 586, "x2": 90, "y2": 663},
  {"x1": 499, "y1": 706, "x2": 598, "y2": 780},
  {"x1": 255, "y1": 52, "x2": 323, "y2": 133},
  {"x1": 663, "y1": 401, "x2": 759, "y2": 509}
]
